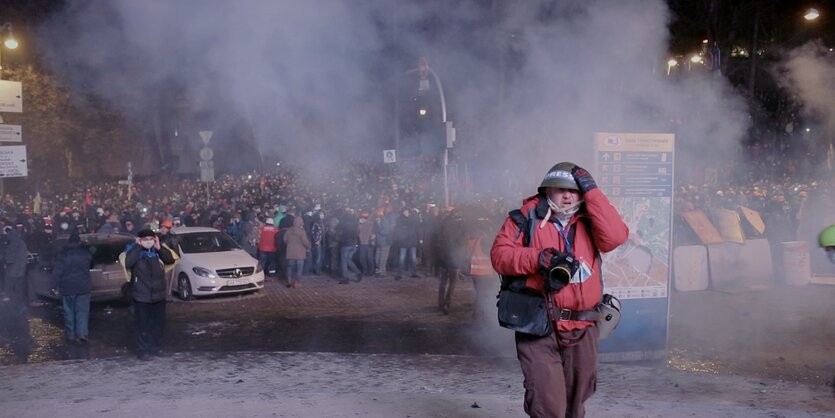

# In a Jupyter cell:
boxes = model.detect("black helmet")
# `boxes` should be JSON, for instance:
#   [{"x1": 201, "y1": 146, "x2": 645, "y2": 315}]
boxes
[{"x1": 538, "y1": 162, "x2": 579, "y2": 194}]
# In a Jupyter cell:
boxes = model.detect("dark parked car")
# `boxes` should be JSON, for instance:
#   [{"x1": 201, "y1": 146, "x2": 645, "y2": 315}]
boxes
[{"x1": 27, "y1": 233, "x2": 135, "y2": 302}]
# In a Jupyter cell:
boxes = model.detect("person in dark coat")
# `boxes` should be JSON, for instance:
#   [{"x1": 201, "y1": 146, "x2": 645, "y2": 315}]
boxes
[
  {"x1": 392, "y1": 209, "x2": 420, "y2": 279},
  {"x1": 52, "y1": 232, "x2": 94, "y2": 342},
  {"x1": 308, "y1": 212, "x2": 325, "y2": 275},
  {"x1": 238, "y1": 211, "x2": 258, "y2": 257},
  {"x1": 2, "y1": 227, "x2": 29, "y2": 307},
  {"x1": 337, "y1": 210, "x2": 361, "y2": 284},
  {"x1": 275, "y1": 209, "x2": 295, "y2": 282},
  {"x1": 437, "y1": 210, "x2": 468, "y2": 314},
  {"x1": 422, "y1": 205, "x2": 442, "y2": 277},
  {"x1": 125, "y1": 229, "x2": 176, "y2": 360}
]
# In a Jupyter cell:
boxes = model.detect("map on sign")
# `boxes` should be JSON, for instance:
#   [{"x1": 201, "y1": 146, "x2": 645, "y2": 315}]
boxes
[
  {"x1": 595, "y1": 133, "x2": 674, "y2": 299},
  {"x1": 0, "y1": 145, "x2": 28, "y2": 178}
]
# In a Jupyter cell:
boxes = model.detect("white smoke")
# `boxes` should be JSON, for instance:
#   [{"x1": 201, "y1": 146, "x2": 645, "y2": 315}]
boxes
[
  {"x1": 36, "y1": 0, "x2": 749, "y2": 191},
  {"x1": 777, "y1": 41, "x2": 835, "y2": 136},
  {"x1": 469, "y1": 0, "x2": 749, "y2": 193}
]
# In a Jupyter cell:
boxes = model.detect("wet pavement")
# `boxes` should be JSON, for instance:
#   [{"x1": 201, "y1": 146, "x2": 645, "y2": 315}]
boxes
[
  {"x1": 2, "y1": 349, "x2": 833, "y2": 417},
  {"x1": 1, "y1": 273, "x2": 835, "y2": 417},
  {"x1": 0, "y1": 274, "x2": 513, "y2": 366},
  {"x1": 3, "y1": 272, "x2": 835, "y2": 386}
]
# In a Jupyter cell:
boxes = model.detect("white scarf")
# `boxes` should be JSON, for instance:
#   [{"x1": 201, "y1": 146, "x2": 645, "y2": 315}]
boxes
[{"x1": 540, "y1": 198, "x2": 584, "y2": 229}]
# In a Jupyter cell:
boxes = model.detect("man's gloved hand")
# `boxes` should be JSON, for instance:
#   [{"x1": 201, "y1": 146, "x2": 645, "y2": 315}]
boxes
[
  {"x1": 538, "y1": 247, "x2": 560, "y2": 271},
  {"x1": 571, "y1": 166, "x2": 598, "y2": 193}
]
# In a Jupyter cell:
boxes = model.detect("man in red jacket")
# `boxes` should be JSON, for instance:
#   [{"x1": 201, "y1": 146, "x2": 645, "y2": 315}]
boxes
[
  {"x1": 258, "y1": 218, "x2": 279, "y2": 277},
  {"x1": 491, "y1": 162, "x2": 628, "y2": 418}
]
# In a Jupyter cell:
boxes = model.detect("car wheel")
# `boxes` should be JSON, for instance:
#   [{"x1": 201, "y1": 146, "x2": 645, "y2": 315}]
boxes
[{"x1": 177, "y1": 274, "x2": 195, "y2": 301}]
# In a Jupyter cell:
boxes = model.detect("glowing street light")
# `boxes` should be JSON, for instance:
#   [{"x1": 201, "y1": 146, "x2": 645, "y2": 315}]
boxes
[
  {"x1": 666, "y1": 58, "x2": 678, "y2": 75},
  {"x1": 418, "y1": 108, "x2": 428, "y2": 117},
  {"x1": 804, "y1": 8, "x2": 820, "y2": 21},
  {"x1": 0, "y1": 22, "x2": 18, "y2": 73},
  {"x1": 0, "y1": 22, "x2": 16, "y2": 49}
]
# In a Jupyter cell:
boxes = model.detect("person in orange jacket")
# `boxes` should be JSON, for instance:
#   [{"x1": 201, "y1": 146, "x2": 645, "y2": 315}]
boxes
[
  {"x1": 466, "y1": 215, "x2": 498, "y2": 325},
  {"x1": 491, "y1": 162, "x2": 628, "y2": 418}
]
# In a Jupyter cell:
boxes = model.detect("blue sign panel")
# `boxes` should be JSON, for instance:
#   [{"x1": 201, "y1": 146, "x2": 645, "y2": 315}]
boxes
[{"x1": 594, "y1": 133, "x2": 675, "y2": 361}]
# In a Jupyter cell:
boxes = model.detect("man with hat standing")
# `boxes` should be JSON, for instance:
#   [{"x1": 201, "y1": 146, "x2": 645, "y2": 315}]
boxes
[
  {"x1": 125, "y1": 229, "x2": 176, "y2": 360},
  {"x1": 52, "y1": 232, "x2": 94, "y2": 343},
  {"x1": 158, "y1": 219, "x2": 174, "y2": 247},
  {"x1": 491, "y1": 162, "x2": 628, "y2": 418},
  {"x1": 157, "y1": 219, "x2": 180, "y2": 302}
]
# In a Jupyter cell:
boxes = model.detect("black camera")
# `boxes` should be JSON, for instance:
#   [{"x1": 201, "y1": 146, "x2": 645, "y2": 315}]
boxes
[{"x1": 544, "y1": 252, "x2": 579, "y2": 291}]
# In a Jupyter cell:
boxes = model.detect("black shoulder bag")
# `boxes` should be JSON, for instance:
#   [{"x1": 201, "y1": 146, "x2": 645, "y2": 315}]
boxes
[{"x1": 496, "y1": 208, "x2": 554, "y2": 336}]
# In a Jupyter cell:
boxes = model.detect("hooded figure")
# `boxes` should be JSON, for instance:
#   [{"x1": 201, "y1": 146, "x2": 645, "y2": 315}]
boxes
[
  {"x1": 283, "y1": 216, "x2": 311, "y2": 288},
  {"x1": 52, "y1": 232, "x2": 94, "y2": 342}
]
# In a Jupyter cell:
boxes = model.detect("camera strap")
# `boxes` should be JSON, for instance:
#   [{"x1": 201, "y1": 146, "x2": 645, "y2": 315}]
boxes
[{"x1": 554, "y1": 220, "x2": 577, "y2": 255}]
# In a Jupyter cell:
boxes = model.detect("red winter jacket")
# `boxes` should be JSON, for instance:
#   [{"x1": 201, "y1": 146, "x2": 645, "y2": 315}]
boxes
[
  {"x1": 258, "y1": 225, "x2": 279, "y2": 253},
  {"x1": 490, "y1": 188, "x2": 628, "y2": 332}
]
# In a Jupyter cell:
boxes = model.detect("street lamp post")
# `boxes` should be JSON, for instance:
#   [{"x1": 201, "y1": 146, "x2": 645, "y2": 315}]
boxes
[
  {"x1": 399, "y1": 65, "x2": 453, "y2": 207},
  {"x1": 0, "y1": 22, "x2": 17, "y2": 196},
  {"x1": 0, "y1": 22, "x2": 18, "y2": 78}
]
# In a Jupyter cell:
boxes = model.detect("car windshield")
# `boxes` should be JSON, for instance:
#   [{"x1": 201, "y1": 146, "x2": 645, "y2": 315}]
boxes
[{"x1": 178, "y1": 232, "x2": 240, "y2": 254}]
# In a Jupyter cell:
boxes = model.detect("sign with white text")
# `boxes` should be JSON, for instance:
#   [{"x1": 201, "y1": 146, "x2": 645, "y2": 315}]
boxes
[
  {"x1": 0, "y1": 145, "x2": 28, "y2": 177},
  {"x1": 0, "y1": 81, "x2": 23, "y2": 113},
  {"x1": 0, "y1": 124, "x2": 22, "y2": 142}
]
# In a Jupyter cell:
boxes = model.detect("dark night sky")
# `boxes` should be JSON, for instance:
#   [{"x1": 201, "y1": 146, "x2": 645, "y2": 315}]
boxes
[{"x1": 2, "y1": 0, "x2": 833, "y2": 71}]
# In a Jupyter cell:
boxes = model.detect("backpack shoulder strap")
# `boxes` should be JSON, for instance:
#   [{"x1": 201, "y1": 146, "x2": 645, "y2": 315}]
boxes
[
  {"x1": 507, "y1": 209, "x2": 528, "y2": 247},
  {"x1": 508, "y1": 209, "x2": 540, "y2": 247}
]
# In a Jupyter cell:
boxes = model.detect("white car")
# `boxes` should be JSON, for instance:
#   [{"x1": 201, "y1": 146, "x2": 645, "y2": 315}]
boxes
[{"x1": 168, "y1": 227, "x2": 265, "y2": 300}]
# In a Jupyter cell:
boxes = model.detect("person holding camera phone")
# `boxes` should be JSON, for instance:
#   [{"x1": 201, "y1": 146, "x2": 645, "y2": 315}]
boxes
[
  {"x1": 491, "y1": 162, "x2": 628, "y2": 418},
  {"x1": 125, "y1": 229, "x2": 176, "y2": 361}
]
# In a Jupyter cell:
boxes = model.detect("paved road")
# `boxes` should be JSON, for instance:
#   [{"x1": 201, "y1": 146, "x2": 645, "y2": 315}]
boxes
[
  {"x1": 1, "y1": 273, "x2": 834, "y2": 417},
  {"x1": 1, "y1": 351, "x2": 833, "y2": 417}
]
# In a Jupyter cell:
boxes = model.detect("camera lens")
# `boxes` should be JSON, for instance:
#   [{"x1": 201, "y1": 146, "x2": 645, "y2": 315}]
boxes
[{"x1": 546, "y1": 264, "x2": 572, "y2": 290}]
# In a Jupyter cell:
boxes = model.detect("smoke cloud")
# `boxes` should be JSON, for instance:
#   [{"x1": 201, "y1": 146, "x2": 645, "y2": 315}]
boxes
[
  {"x1": 34, "y1": 0, "x2": 749, "y2": 190},
  {"x1": 777, "y1": 41, "x2": 835, "y2": 136}
]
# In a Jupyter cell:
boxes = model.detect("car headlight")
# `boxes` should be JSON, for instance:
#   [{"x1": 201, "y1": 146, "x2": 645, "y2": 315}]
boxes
[
  {"x1": 192, "y1": 267, "x2": 217, "y2": 279},
  {"x1": 255, "y1": 261, "x2": 263, "y2": 273}
]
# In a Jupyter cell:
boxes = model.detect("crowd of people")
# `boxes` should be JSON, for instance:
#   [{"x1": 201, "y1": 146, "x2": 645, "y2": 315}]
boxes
[
  {"x1": 0, "y1": 152, "x2": 831, "y2": 327},
  {"x1": 0, "y1": 159, "x2": 505, "y2": 318},
  {"x1": 0, "y1": 152, "x2": 828, "y2": 293}
]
